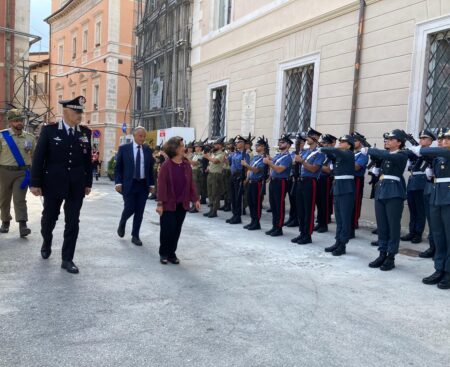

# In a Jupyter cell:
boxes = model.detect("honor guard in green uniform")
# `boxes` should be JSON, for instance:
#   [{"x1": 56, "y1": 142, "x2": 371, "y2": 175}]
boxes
[
  {"x1": 220, "y1": 138, "x2": 234, "y2": 212},
  {"x1": 203, "y1": 137, "x2": 226, "y2": 218},
  {"x1": 364, "y1": 129, "x2": 408, "y2": 271},
  {"x1": 0, "y1": 109, "x2": 35, "y2": 237},
  {"x1": 190, "y1": 141, "x2": 206, "y2": 208},
  {"x1": 412, "y1": 128, "x2": 450, "y2": 289},
  {"x1": 320, "y1": 135, "x2": 356, "y2": 256}
]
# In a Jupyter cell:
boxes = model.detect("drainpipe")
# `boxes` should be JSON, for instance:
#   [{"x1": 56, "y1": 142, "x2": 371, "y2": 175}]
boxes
[{"x1": 349, "y1": 0, "x2": 366, "y2": 134}]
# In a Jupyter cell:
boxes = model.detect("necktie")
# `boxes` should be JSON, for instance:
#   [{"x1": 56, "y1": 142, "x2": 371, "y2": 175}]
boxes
[
  {"x1": 68, "y1": 127, "x2": 75, "y2": 143},
  {"x1": 135, "y1": 145, "x2": 141, "y2": 179}
]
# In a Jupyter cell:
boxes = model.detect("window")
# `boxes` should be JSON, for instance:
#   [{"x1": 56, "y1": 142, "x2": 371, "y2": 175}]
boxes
[
  {"x1": 209, "y1": 86, "x2": 227, "y2": 139},
  {"x1": 93, "y1": 85, "x2": 99, "y2": 110},
  {"x1": 423, "y1": 29, "x2": 450, "y2": 132},
  {"x1": 72, "y1": 36, "x2": 77, "y2": 59},
  {"x1": 82, "y1": 29, "x2": 88, "y2": 52},
  {"x1": 215, "y1": 0, "x2": 231, "y2": 30},
  {"x1": 282, "y1": 64, "x2": 314, "y2": 134},
  {"x1": 95, "y1": 21, "x2": 101, "y2": 47},
  {"x1": 58, "y1": 44, "x2": 64, "y2": 64}
]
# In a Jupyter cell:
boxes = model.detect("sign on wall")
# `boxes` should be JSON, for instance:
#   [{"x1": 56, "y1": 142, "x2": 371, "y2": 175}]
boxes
[
  {"x1": 150, "y1": 77, "x2": 163, "y2": 109},
  {"x1": 241, "y1": 89, "x2": 257, "y2": 136}
]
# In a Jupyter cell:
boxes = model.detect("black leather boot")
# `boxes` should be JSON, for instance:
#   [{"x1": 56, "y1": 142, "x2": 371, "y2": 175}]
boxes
[
  {"x1": 203, "y1": 209, "x2": 212, "y2": 217},
  {"x1": 422, "y1": 270, "x2": 445, "y2": 285},
  {"x1": 247, "y1": 221, "x2": 261, "y2": 230},
  {"x1": 411, "y1": 234, "x2": 422, "y2": 244},
  {"x1": 244, "y1": 220, "x2": 255, "y2": 229},
  {"x1": 332, "y1": 243, "x2": 346, "y2": 256},
  {"x1": 229, "y1": 216, "x2": 242, "y2": 224},
  {"x1": 419, "y1": 242, "x2": 435, "y2": 258},
  {"x1": 437, "y1": 272, "x2": 450, "y2": 289},
  {"x1": 380, "y1": 253, "x2": 395, "y2": 271},
  {"x1": 400, "y1": 233, "x2": 414, "y2": 241},
  {"x1": 208, "y1": 211, "x2": 218, "y2": 218},
  {"x1": 270, "y1": 227, "x2": 283, "y2": 237},
  {"x1": 265, "y1": 227, "x2": 276, "y2": 235},
  {"x1": 19, "y1": 221, "x2": 31, "y2": 237},
  {"x1": 369, "y1": 251, "x2": 387, "y2": 268},
  {"x1": 325, "y1": 242, "x2": 339, "y2": 253},
  {"x1": 0, "y1": 221, "x2": 10, "y2": 233}
]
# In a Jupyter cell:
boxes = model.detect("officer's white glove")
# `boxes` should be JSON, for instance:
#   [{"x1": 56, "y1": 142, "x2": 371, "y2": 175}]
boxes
[
  {"x1": 360, "y1": 147, "x2": 368, "y2": 155},
  {"x1": 409, "y1": 146, "x2": 421, "y2": 157},
  {"x1": 370, "y1": 167, "x2": 380, "y2": 176},
  {"x1": 425, "y1": 167, "x2": 433, "y2": 180},
  {"x1": 317, "y1": 148, "x2": 322, "y2": 153},
  {"x1": 329, "y1": 162, "x2": 334, "y2": 170}
]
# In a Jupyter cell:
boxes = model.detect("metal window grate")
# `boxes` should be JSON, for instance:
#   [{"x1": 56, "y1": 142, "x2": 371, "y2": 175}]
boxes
[
  {"x1": 210, "y1": 87, "x2": 226, "y2": 139},
  {"x1": 423, "y1": 29, "x2": 450, "y2": 132},
  {"x1": 283, "y1": 64, "x2": 314, "y2": 134}
]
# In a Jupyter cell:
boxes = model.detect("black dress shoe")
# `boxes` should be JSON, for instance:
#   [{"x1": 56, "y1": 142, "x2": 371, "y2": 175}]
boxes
[
  {"x1": 380, "y1": 255, "x2": 395, "y2": 271},
  {"x1": 203, "y1": 211, "x2": 212, "y2": 217},
  {"x1": 286, "y1": 221, "x2": 298, "y2": 228},
  {"x1": 325, "y1": 242, "x2": 339, "y2": 252},
  {"x1": 316, "y1": 225, "x2": 328, "y2": 233},
  {"x1": 369, "y1": 252, "x2": 386, "y2": 268},
  {"x1": 419, "y1": 246, "x2": 435, "y2": 258},
  {"x1": 41, "y1": 244, "x2": 52, "y2": 259},
  {"x1": 247, "y1": 222, "x2": 261, "y2": 230},
  {"x1": 0, "y1": 221, "x2": 10, "y2": 233},
  {"x1": 265, "y1": 227, "x2": 276, "y2": 235},
  {"x1": 117, "y1": 222, "x2": 125, "y2": 238},
  {"x1": 437, "y1": 272, "x2": 450, "y2": 289},
  {"x1": 223, "y1": 205, "x2": 231, "y2": 212},
  {"x1": 297, "y1": 236, "x2": 312, "y2": 245},
  {"x1": 371, "y1": 240, "x2": 379, "y2": 247},
  {"x1": 422, "y1": 270, "x2": 445, "y2": 285},
  {"x1": 61, "y1": 261, "x2": 79, "y2": 274},
  {"x1": 291, "y1": 235, "x2": 302, "y2": 243},
  {"x1": 19, "y1": 221, "x2": 31, "y2": 237},
  {"x1": 168, "y1": 257, "x2": 180, "y2": 265},
  {"x1": 411, "y1": 235, "x2": 422, "y2": 244},
  {"x1": 332, "y1": 243, "x2": 346, "y2": 256},
  {"x1": 226, "y1": 216, "x2": 235, "y2": 223},
  {"x1": 313, "y1": 224, "x2": 320, "y2": 231},
  {"x1": 243, "y1": 222, "x2": 253, "y2": 229},
  {"x1": 400, "y1": 233, "x2": 414, "y2": 241},
  {"x1": 270, "y1": 228, "x2": 283, "y2": 237},
  {"x1": 229, "y1": 216, "x2": 242, "y2": 224},
  {"x1": 208, "y1": 212, "x2": 218, "y2": 218},
  {"x1": 132, "y1": 237, "x2": 143, "y2": 246},
  {"x1": 160, "y1": 257, "x2": 168, "y2": 265},
  {"x1": 371, "y1": 228, "x2": 378, "y2": 235}
]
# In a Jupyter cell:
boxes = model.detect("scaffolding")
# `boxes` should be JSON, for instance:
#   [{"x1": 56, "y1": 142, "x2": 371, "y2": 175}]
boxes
[{"x1": 133, "y1": 0, "x2": 192, "y2": 131}]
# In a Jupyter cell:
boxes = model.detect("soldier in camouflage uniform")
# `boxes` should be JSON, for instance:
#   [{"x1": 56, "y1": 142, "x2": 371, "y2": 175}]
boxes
[
  {"x1": 203, "y1": 137, "x2": 226, "y2": 218},
  {"x1": 0, "y1": 110, "x2": 36, "y2": 237}
]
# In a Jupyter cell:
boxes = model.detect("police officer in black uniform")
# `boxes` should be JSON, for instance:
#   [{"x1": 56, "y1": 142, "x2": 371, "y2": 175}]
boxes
[
  {"x1": 413, "y1": 128, "x2": 450, "y2": 289},
  {"x1": 30, "y1": 96, "x2": 93, "y2": 274},
  {"x1": 364, "y1": 129, "x2": 408, "y2": 271},
  {"x1": 401, "y1": 129, "x2": 436, "y2": 244},
  {"x1": 320, "y1": 135, "x2": 356, "y2": 256}
]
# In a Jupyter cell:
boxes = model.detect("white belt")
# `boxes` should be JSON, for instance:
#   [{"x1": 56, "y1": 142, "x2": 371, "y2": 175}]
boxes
[
  {"x1": 412, "y1": 171, "x2": 426, "y2": 176},
  {"x1": 380, "y1": 175, "x2": 400, "y2": 182},
  {"x1": 435, "y1": 178, "x2": 450, "y2": 183},
  {"x1": 334, "y1": 175, "x2": 354, "y2": 180}
]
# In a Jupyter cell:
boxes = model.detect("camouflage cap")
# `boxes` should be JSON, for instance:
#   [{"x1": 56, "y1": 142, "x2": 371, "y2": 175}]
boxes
[{"x1": 7, "y1": 109, "x2": 26, "y2": 121}]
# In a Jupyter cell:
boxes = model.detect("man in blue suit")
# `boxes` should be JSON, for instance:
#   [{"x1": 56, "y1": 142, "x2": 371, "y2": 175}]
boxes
[{"x1": 115, "y1": 127, "x2": 154, "y2": 246}]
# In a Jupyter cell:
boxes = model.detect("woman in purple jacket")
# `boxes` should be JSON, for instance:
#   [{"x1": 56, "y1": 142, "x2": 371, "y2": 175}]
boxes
[{"x1": 156, "y1": 137, "x2": 200, "y2": 264}]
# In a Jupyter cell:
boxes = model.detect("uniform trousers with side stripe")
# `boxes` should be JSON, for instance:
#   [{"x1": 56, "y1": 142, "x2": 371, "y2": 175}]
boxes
[
  {"x1": 296, "y1": 177, "x2": 317, "y2": 238},
  {"x1": 269, "y1": 178, "x2": 287, "y2": 229}
]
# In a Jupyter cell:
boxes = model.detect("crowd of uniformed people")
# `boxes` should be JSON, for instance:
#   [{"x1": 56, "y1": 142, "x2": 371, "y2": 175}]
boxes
[
  {"x1": 182, "y1": 126, "x2": 450, "y2": 289},
  {"x1": 1, "y1": 96, "x2": 450, "y2": 288}
]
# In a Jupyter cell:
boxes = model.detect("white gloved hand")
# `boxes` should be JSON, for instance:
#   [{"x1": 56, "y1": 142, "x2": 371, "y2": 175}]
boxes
[
  {"x1": 360, "y1": 147, "x2": 368, "y2": 155},
  {"x1": 409, "y1": 145, "x2": 421, "y2": 157},
  {"x1": 329, "y1": 162, "x2": 334, "y2": 170},
  {"x1": 370, "y1": 167, "x2": 380, "y2": 176},
  {"x1": 425, "y1": 167, "x2": 433, "y2": 179}
]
